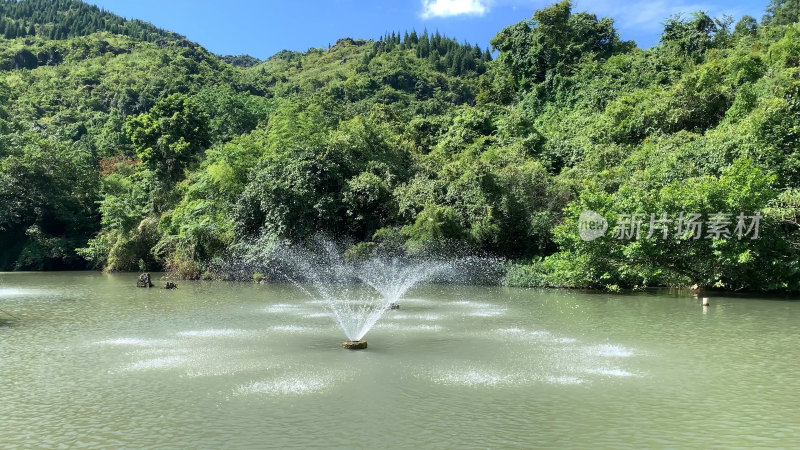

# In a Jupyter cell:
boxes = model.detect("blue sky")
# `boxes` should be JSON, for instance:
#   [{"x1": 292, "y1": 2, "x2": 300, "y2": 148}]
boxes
[{"x1": 87, "y1": 0, "x2": 769, "y2": 59}]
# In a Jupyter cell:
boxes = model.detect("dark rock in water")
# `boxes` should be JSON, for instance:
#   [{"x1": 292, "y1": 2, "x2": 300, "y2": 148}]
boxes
[
  {"x1": 342, "y1": 340, "x2": 367, "y2": 350},
  {"x1": 164, "y1": 281, "x2": 177, "y2": 290},
  {"x1": 389, "y1": 303, "x2": 400, "y2": 310},
  {"x1": 136, "y1": 273, "x2": 153, "y2": 288}
]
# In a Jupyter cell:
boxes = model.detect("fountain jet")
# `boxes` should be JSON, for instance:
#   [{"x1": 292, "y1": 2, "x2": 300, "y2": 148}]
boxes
[{"x1": 271, "y1": 238, "x2": 455, "y2": 345}]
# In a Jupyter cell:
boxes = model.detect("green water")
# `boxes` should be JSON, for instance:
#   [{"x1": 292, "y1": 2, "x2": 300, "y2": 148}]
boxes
[{"x1": 1, "y1": 272, "x2": 799, "y2": 448}]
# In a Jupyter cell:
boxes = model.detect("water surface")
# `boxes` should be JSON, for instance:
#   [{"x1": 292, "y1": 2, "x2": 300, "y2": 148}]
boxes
[{"x1": 1, "y1": 272, "x2": 799, "y2": 447}]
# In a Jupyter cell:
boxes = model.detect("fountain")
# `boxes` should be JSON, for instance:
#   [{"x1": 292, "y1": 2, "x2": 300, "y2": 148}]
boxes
[
  {"x1": 342, "y1": 340, "x2": 368, "y2": 349},
  {"x1": 269, "y1": 238, "x2": 457, "y2": 349}
]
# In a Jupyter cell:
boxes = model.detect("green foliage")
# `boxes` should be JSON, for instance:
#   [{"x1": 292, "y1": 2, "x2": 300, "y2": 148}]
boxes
[
  {"x1": 220, "y1": 54, "x2": 261, "y2": 68},
  {"x1": 2, "y1": 0, "x2": 800, "y2": 291},
  {"x1": 373, "y1": 30, "x2": 491, "y2": 77},
  {"x1": 343, "y1": 172, "x2": 396, "y2": 240},
  {"x1": 0, "y1": 134, "x2": 97, "y2": 269},
  {"x1": 124, "y1": 93, "x2": 210, "y2": 188},
  {"x1": 402, "y1": 205, "x2": 468, "y2": 251},
  {"x1": 491, "y1": 0, "x2": 629, "y2": 89},
  {"x1": 661, "y1": 12, "x2": 719, "y2": 60},
  {"x1": 513, "y1": 158, "x2": 798, "y2": 291},
  {"x1": 764, "y1": 0, "x2": 800, "y2": 25},
  {"x1": 195, "y1": 86, "x2": 269, "y2": 144},
  {"x1": 0, "y1": 0, "x2": 182, "y2": 42}
]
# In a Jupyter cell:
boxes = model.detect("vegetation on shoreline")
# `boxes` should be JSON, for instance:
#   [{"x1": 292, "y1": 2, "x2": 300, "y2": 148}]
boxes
[{"x1": 1, "y1": 0, "x2": 799, "y2": 291}]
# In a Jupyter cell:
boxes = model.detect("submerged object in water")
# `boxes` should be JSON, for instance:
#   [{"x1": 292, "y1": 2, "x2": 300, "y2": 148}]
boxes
[
  {"x1": 136, "y1": 273, "x2": 153, "y2": 288},
  {"x1": 342, "y1": 340, "x2": 367, "y2": 350}
]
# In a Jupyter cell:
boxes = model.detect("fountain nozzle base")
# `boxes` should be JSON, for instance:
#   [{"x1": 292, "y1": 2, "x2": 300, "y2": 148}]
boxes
[{"x1": 342, "y1": 340, "x2": 367, "y2": 350}]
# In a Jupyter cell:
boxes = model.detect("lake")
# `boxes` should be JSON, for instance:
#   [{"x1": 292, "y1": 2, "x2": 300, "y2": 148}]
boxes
[{"x1": 1, "y1": 272, "x2": 799, "y2": 447}]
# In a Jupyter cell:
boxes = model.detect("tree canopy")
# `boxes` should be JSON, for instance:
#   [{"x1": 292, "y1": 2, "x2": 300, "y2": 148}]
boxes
[{"x1": 2, "y1": 0, "x2": 799, "y2": 291}]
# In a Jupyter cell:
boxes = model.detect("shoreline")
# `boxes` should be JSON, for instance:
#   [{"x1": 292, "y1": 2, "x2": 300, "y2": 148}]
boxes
[{"x1": 3, "y1": 269, "x2": 800, "y2": 297}]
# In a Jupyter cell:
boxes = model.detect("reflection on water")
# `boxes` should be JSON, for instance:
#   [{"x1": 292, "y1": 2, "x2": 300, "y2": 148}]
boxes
[{"x1": 1, "y1": 272, "x2": 800, "y2": 447}]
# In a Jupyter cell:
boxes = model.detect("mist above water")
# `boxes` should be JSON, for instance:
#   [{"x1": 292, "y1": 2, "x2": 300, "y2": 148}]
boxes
[{"x1": 264, "y1": 236, "x2": 500, "y2": 341}]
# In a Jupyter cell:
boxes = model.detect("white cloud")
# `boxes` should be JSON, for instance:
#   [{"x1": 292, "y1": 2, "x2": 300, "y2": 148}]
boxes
[
  {"x1": 421, "y1": 0, "x2": 491, "y2": 18},
  {"x1": 497, "y1": 0, "x2": 764, "y2": 46},
  {"x1": 574, "y1": 0, "x2": 762, "y2": 33}
]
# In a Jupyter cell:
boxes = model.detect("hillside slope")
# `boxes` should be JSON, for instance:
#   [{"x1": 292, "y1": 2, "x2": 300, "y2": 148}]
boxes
[
  {"x1": 1, "y1": 0, "x2": 799, "y2": 291},
  {"x1": 0, "y1": 0, "x2": 182, "y2": 41}
]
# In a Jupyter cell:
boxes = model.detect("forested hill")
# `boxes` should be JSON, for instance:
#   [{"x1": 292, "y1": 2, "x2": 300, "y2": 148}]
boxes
[
  {"x1": 1, "y1": 0, "x2": 799, "y2": 292},
  {"x1": 0, "y1": 0, "x2": 183, "y2": 42}
]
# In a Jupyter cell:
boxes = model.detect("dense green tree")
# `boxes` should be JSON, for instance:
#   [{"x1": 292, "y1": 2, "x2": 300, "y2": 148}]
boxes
[
  {"x1": 491, "y1": 0, "x2": 628, "y2": 88},
  {"x1": 764, "y1": 0, "x2": 800, "y2": 25},
  {"x1": 124, "y1": 93, "x2": 210, "y2": 191},
  {"x1": 219, "y1": 54, "x2": 261, "y2": 68},
  {"x1": 733, "y1": 15, "x2": 759, "y2": 37},
  {"x1": 0, "y1": 136, "x2": 98, "y2": 270},
  {"x1": 661, "y1": 12, "x2": 719, "y2": 60}
]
